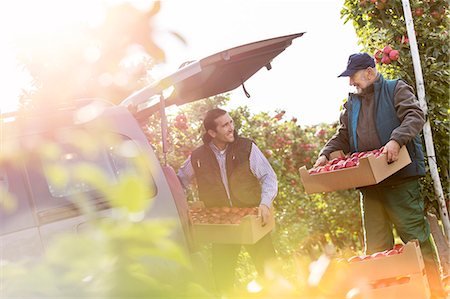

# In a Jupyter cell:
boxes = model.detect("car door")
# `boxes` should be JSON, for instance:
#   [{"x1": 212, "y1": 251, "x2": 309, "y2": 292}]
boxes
[{"x1": 0, "y1": 160, "x2": 44, "y2": 262}]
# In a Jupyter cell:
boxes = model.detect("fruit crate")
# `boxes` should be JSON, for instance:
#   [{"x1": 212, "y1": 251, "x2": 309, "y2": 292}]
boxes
[
  {"x1": 299, "y1": 146, "x2": 411, "y2": 194},
  {"x1": 189, "y1": 202, "x2": 275, "y2": 245},
  {"x1": 344, "y1": 240, "x2": 430, "y2": 299}
]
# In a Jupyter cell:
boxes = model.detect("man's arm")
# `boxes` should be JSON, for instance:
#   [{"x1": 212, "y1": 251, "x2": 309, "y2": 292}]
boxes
[
  {"x1": 177, "y1": 156, "x2": 195, "y2": 189},
  {"x1": 249, "y1": 143, "x2": 278, "y2": 225},
  {"x1": 249, "y1": 143, "x2": 278, "y2": 206},
  {"x1": 382, "y1": 81, "x2": 425, "y2": 163},
  {"x1": 391, "y1": 80, "x2": 426, "y2": 145}
]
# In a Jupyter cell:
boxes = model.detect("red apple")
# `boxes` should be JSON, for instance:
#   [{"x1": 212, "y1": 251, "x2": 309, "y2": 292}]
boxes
[
  {"x1": 273, "y1": 110, "x2": 286, "y2": 121},
  {"x1": 396, "y1": 276, "x2": 410, "y2": 285},
  {"x1": 385, "y1": 249, "x2": 399, "y2": 256},
  {"x1": 357, "y1": 152, "x2": 367, "y2": 158},
  {"x1": 315, "y1": 128, "x2": 327, "y2": 138},
  {"x1": 371, "y1": 251, "x2": 385, "y2": 259},
  {"x1": 308, "y1": 168, "x2": 318, "y2": 174},
  {"x1": 176, "y1": 122, "x2": 187, "y2": 130},
  {"x1": 344, "y1": 160, "x2": 357, "y2": 168},
  {"x1": 383, "y1": 45, "x2": 393, "y2": 54},
  {"x1": 393, "y1": 244, "x2": 404, "y2": 252},
  {"x1": 348, "y1": 255, "x2": 364, "y2": 263},
  {"x1": 230, "y1": 207, "x2": 240, "y2": 213},
  {"x1": 330, "y1": 164, "x2": 343, "y2": 171},
  {"x1": 374, "y1": 49, "x2": 383, "y2": 63},
  {"x1": 175, "y1": 113, "x2": 187, "y2": 122},
  {"x1": 350, "y1": 157, "x2": 359, "y2": 163},
  {"x1": 401, "y1": 35, "x2": 409, "y2": 45},
  {"x1": 389, "y1": 50, "x2": 400, "y2": 61},
  {"x1": 381, "y1": 55, "x2": 391, "y2": 64},
  {"x1": 414, "y1": 7, "x2": 424, "y2": 17},
  {"x1": 322, "y1": 165, "x2": 331, "y2": 172},
  {"x1": 264, "y1": 149, "x2": 273, "y2": 157},
  {"x1": 376, "y1": 1, "x2": 386, "y2": 10},
  {"x1": 431, "y1": 10, "x2": 441, "y2": 20},
  {"x1": 329, "y1": 158, "x2": 340, "y2": 165}
]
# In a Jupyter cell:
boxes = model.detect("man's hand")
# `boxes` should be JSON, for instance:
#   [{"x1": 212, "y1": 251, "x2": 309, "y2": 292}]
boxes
[
  {"x1": 258, "y1": 204, "x2": 271, "y2": 226},
  {"x1": 382, "y1": 140, "x2": 401, "y2": 164},
  {"x1": 313, "y1": 155, "x2": 328, "y2": 168}
]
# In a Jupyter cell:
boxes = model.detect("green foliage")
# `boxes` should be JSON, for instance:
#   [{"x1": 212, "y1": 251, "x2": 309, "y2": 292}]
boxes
[
  {"x1": 3, "y1": 220, "x2": 206, "y2": 298},
  {"x1": 341, "y1": 0, "x2": 450, "y2": 210},
  {"x1": 1, "y1": 129, "x2": 212, "y2": 298}
]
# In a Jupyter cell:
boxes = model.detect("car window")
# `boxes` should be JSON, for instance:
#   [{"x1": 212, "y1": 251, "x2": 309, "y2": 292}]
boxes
[
  {"x1": 44, "y1": 143, "x2": 114, "y2": 197},
  {"x1": 40, "y1": 133, "x2": 157, "y2": 199}
]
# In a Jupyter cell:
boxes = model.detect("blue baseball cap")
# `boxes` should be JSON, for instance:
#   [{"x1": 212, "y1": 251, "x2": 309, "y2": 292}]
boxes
[{"x1": 338, "y1": 53, "x2": 376, "y2": 77}]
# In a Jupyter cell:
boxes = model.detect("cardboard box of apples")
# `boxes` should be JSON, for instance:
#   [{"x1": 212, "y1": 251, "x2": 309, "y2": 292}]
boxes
[
  {"x1": 342, "y1": 240, "x2": 430, "y2": 299},
  {"x1": 188, "y1": 202, "x2": 275, "y2": 244},
  {"x1": 299, "y1": 146, "x2": 411, "y2": 194},
  {"x1": 318, "y1": 240, "x2": 430, "y2": 299}
]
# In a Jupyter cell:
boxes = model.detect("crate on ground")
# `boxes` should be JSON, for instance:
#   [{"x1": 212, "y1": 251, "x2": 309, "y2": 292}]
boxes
[
  {"x1": 345, "y1": 240, "x2": 430, "y2": 299},
  {"x1": 188, "y1": 201, "x2": 275, "y2": 245},
  {"x1": 299, "y1": 146, "x2": 411, "y2": 194}
]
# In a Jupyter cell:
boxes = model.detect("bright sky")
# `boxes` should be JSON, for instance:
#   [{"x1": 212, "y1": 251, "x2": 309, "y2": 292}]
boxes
[
  {"x1": 154, "y1": 0, "x2": 361, "y2": 125},
  {"x1": 0, "y1": 0, "x2": 361, "y2": 125}
]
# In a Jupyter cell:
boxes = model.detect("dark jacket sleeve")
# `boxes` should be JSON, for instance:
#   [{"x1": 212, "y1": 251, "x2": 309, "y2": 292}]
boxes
[
  {"x1": 390, "y1": 80, "x2": 425, "y2": 146},
  {"x1": 319, "y1": 101, "x2": 351, "y2": 159}
]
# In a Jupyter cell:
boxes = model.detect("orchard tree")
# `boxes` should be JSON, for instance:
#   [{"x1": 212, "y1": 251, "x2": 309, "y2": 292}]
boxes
[{"x1": 341, "y1": 0, "x2": 449, "y2": 212}]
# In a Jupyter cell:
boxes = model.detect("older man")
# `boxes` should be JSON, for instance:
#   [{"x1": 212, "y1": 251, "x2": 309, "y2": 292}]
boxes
[{"x1": 314, "y1": 53, "x2": 446, "y2": 298}]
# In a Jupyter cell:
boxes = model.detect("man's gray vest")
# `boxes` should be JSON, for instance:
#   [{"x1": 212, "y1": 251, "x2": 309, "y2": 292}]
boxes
[
  {"x1": 191, "y1": 136, "x2": 261, "y2": 207},
  {"x1": 347, "y1": 75, "x2": 426, "y2": 182}
]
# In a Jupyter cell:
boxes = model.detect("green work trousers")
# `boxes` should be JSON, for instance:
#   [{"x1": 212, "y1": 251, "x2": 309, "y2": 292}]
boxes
[{"x1": 360, "y1": 179, "x2": 444, "y2": 296}]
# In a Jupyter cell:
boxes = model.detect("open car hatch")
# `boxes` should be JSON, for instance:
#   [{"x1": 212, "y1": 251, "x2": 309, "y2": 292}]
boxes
[{"x1": 120, "y1": 32, "x2": 305, "y2": 122}]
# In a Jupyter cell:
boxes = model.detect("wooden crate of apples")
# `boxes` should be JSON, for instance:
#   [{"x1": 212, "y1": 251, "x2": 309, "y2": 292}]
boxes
[
  {"x1": 299, "y1": 146, "x2": 411, "y2": 194},
  {"x1": 188, "y1": 202, "x2": 275, "y2": 244},
  {"x1": 339, "y1": 240, "x2": 430, "y2": 299}
]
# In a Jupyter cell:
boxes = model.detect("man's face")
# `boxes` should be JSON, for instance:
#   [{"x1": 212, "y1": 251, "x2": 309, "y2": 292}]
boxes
[
  {"x1": 349, "y1": 69, "x2": 371, "y2": 93},
  {"x1": 208, "y1": 113, "x2": 235, "y2": 145}
]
